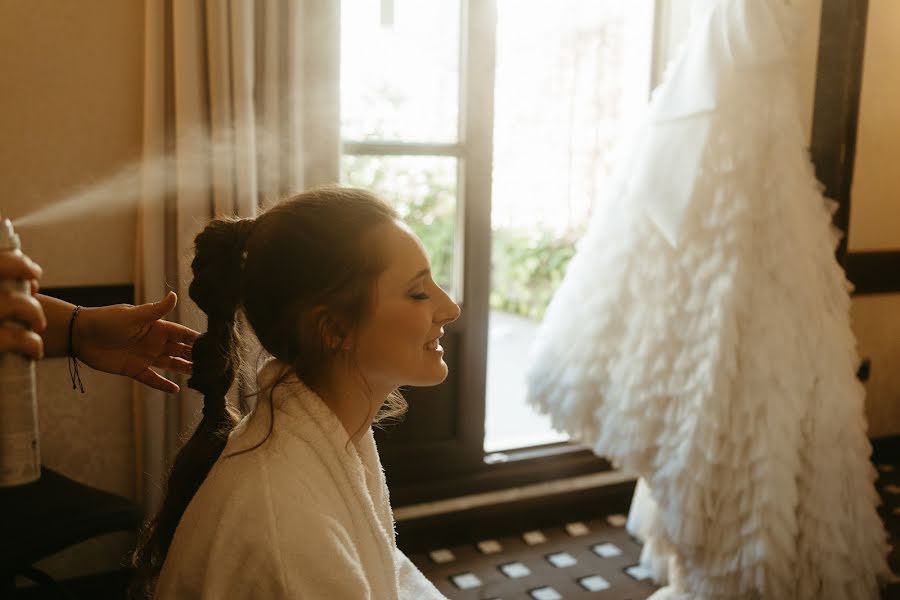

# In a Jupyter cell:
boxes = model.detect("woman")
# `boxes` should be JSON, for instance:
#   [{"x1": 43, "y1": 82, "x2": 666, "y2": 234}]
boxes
[{"x1": 131, "y1": 187, "x2": 459, "y2": 598}]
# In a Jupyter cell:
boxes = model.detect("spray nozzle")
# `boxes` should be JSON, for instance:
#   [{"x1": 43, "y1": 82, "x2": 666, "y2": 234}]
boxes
[{"x1": 0, "y1": 218, "x2": 21, "y2": 252}]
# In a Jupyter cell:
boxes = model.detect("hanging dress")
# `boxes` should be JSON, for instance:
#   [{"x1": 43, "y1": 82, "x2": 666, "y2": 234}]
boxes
[{"x1": 525, "y1": 1, "x2": 891, "y2": 598}]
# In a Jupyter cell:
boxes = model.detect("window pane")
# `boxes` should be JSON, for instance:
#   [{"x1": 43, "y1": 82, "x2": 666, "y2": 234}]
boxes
[
  {"x1": 341, "y1": 0, "x2": 460, "y2": 143},
  {"x1": 341, "y1": 155, "x2": 458, "y2": 295},
  {"x1": 485, "y1": 0, "x2": 650, "y2": 452}
]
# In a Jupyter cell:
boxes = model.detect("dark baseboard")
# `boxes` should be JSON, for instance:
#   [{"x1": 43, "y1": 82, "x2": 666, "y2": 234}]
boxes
[
  {"x1": 12, "y1": 568, "x2": 133, "y2": 599},
  {"x1": 872, "y1": 434, "x2": 900, "y2": 464},
  {"x1": 40, "y1": 285, "x2": 134, "y2": 308},
  {"x1": 847, "y1": 251, "x2": 900, "y2": 295}
]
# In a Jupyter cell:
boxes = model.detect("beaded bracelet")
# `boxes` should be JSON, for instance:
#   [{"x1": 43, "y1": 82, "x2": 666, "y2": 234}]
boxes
[{"x1": 67, "y1": 305, "x2": 85, "y2": 393}]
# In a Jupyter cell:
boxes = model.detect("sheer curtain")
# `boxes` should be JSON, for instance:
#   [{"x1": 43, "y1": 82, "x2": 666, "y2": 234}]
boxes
[{"x1": 134, "y1": 0, "x2": 339, "y2": 510}]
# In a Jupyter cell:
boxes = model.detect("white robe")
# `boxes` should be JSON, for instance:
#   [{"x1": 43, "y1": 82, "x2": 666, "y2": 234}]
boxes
[{"x1": 155, "y1": 359, "x2": 446, "y2": 599}]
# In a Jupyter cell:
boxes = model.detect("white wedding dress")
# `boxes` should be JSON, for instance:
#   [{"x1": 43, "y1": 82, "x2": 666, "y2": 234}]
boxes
[{"x1": 525, "y1": 1, "x2": 891, "y2": 598}]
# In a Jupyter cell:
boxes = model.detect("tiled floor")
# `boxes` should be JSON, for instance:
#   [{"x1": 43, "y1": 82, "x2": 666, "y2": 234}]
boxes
[
  {"x1": 410, "y1": 514, "x2": 659, "y2": 599},
  {"x1": 875, "y1": 460, "x2": 900, "y2": 593},
  {"x1": 411, "y1": 457, "x2": 900, "y2": 600}
]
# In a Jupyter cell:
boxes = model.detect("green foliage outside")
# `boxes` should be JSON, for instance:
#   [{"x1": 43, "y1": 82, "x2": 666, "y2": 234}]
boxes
[
  {"x1": 342, "y1": 156, "x2": 579, "y2": 321},
  {"x1": 490, "y1": 227, "x2": 579, "y2": 321},
  {"x1": 395, "y1": 190, "x2": 455, "y2": 294}
]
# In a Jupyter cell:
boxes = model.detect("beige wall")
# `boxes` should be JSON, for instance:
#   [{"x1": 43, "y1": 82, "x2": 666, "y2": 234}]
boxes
[
  {"x1": 852, "y1": 294, "x2": 900, "y2": 439},
  {"x1": 847, "y1": 0, "x2": 900, "y2": 437},
  {"x1": 848, "y1": 0, "x2": 900, "y2": 252},
  {"x1": 0, "y1": 1, "x2": 142, "y2": 286},
  {"x1": 0, "y1": 0, "x2": 144, "y2": 582}
]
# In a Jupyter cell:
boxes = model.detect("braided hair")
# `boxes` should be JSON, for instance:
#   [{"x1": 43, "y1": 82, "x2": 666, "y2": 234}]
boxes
[{"x1": 130, "y1": 216, "x2": 254, "y2": 595}]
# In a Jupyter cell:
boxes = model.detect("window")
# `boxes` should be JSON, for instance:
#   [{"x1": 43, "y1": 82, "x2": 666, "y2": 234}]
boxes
[
  {"x1": 486, "y1": 0, "x2": 654, "y2": 452},
  {"x1": 341, "y1": 0, "x2": 656, "y2": 503},
  {"x1": 340, "y1": 0, "x2": 463, "y2": 296}
]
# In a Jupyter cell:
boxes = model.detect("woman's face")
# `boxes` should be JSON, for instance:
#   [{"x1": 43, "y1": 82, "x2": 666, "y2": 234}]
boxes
[{"x1": 351, "y1": 221, "x2": 461, "y2": 391}]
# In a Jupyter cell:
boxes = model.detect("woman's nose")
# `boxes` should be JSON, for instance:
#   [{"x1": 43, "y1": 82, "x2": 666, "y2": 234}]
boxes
[{"x1": 437, "y1": 296, "x2": 461, "y2": 326}]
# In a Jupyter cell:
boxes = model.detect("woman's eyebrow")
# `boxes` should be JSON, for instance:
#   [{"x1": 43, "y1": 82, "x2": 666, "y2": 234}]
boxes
[{"x1": 406, "y1": 268, "x2": 430, "y2": 284}]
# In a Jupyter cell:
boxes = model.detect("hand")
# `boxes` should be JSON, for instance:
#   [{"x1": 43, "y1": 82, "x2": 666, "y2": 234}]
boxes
[
  {"x1": 75, "y1": 291, "x2": 199, "y2": 394},
  {"x1": 0, "y1": 250, "x2": 46, "y2": 359}
]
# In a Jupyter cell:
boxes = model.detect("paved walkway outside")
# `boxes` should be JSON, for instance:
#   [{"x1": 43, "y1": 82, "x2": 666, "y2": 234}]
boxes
[{"x1": 485, "y1": 310, "x2": 569, "y2": 452}]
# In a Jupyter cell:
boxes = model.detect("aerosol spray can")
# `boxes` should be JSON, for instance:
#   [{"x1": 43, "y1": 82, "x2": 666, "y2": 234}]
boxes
[{"x1": 0, "y1": 217, "x2": 40, "y2": 486}]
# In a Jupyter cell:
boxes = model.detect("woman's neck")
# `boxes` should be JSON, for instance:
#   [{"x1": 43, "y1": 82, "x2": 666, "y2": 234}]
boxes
[{"x1": 315, "y1": 364, "x2": 388, "y2": 443}]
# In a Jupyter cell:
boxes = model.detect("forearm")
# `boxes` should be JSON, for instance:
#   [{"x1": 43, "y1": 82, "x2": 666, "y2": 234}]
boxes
[{"x1": 36, "y1": 294, "x2": 76, "y2": 358}]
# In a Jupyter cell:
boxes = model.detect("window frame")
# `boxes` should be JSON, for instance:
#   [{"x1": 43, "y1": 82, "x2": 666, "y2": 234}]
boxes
[{"x1": 341, "y1": 0, "x2": 659, "y2": 506}]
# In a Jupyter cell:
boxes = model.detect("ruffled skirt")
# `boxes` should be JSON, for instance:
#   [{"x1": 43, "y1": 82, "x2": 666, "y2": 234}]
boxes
[{"x1": 526, "y1": 41, "x2": 890, "y2": 600}]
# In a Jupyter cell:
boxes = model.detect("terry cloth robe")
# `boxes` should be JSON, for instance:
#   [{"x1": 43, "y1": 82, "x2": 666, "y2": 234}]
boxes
[{"x1": 155, "y1": 359, "x2": 447, "y2": 599}]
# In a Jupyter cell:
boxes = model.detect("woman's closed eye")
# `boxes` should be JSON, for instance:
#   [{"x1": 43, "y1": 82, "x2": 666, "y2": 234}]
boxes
[{"x1": 410, "y1": 291, "x2": 430, "y2": 301}]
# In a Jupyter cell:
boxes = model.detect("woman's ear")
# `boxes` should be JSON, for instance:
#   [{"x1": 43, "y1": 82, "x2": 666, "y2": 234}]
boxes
[{"x1": 310, "y1": 306, "x2": 351, "y2": 352}]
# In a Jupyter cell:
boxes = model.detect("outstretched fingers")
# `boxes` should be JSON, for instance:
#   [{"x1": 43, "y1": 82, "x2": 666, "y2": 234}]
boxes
[
  {"x1": 164, "y1": 321, "x2": 201, "y2": 345},
  {"x1": 165, "y1": 341, "x2": 192, "y2": 361},
  {"x1": 135, "y1": 368, "x2": 180, "y2": 394},
  {"x1": 153, "y1": 356, "x2": 193, "y2": 375}
]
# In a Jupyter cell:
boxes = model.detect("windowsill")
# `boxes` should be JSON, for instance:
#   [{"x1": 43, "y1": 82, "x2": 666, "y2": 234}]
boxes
[
  {"x1": 393, "y1": 472, "x2": 638, "y2": 554},
  {"x1": 483, "y1": 441, "x2": 591, "y2": 465},
  {"x1": 394, "y1": 468, "x2": 635, "y2": 521},
  {"x1": 389, "y1": 442, "x2": 616, "y2": 507}
]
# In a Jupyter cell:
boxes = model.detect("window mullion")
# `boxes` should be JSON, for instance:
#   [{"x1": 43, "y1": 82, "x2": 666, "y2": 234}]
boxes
[{"x1": 457, "y1": 0, "x2": 497, "y2": 463}]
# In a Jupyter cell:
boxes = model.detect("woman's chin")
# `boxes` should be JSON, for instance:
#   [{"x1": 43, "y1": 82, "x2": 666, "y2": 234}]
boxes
[
  {"x1": 434, "y1": 360, "x2": 450, "y2": 381},
  {"x1": 410, "y1": 363, "x2": 449, "y2": 387}
]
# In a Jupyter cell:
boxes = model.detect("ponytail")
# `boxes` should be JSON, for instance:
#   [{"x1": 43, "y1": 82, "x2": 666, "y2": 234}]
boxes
[{"x1": 129, "y1": 217, "x2": 255, "y2": 597}]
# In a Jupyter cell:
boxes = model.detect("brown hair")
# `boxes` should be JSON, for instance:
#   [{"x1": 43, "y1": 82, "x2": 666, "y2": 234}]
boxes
[{"x1": 129, "y1": 186, "x2": 406, "y2": 596}]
